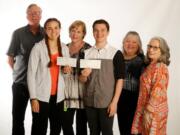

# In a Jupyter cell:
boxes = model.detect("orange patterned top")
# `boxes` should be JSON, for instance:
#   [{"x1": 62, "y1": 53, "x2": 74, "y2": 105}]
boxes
[{"x1": 131, "y1": 62, "x2": 169, "y2": 135}]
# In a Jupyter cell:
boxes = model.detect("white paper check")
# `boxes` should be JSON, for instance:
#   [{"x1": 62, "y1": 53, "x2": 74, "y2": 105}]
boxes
[
  {"x1": 57, "y1": 57, "x2": 77, "y2": 67},
  {"x1": 80, "y1": 59, "x2": 101, "y2": 69}
]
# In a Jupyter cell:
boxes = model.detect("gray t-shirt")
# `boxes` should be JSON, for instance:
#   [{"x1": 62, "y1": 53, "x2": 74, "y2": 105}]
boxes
[{"x1": 7, "y1": 25, "x2": 44, "y2": 84}]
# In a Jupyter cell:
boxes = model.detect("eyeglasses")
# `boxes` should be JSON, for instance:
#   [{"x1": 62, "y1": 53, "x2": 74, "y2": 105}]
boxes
[{"x1": 147, "y1": 44, "x2": 160, "y2": 51}]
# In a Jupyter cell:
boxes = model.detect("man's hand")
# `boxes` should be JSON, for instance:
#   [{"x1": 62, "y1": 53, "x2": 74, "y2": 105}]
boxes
[{"x1": 81, "y1": 68, "x2": 92, "y2": 77}]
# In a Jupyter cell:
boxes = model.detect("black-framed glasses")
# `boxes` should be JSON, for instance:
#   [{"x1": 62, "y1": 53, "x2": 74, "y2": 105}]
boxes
[{"x1": 147, "y1": 44, "x2": 160, "y2": 51}]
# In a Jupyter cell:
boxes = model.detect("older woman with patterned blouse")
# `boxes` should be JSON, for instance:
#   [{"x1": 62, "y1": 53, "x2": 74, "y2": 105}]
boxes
[{"x1": 131, "y1": 37, "x2": 170, "y2": 135}]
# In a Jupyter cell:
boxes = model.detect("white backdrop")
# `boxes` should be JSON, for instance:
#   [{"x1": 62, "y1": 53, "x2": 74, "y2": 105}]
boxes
[{"x1": 0, "y1": 0, "x2": 180, "y2": 134}]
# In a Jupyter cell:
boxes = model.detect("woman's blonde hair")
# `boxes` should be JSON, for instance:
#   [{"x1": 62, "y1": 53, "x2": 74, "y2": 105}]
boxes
[
  {"x1": 122, "y1": 31, "x2": 144, "y2": 56},
  {"x1": 69, "y1": 20, "x2": 86, "y2": 39}
]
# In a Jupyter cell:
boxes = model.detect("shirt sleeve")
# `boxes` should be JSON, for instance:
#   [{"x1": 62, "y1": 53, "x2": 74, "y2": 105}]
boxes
[
  {"x1": 6, "y1": 30, "x2": 20, "y2": 57},
  {"x1": 27, "y1": 44, "x2": 40, "y2": 99},
  {"x1": 146, "y1": 64, "x2": 169, "y2": 113},
  {"x1": 113, "y1": 50, "x2": 125, "y2": 80}
]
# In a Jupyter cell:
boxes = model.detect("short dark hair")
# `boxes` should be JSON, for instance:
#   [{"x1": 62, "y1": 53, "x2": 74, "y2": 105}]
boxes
[
  {"x1": 26, "y1": 4, "x2": 42, "y2": 14},
  {"x1": 92, "y1": 19, "x2": 110, "y2": 31}
]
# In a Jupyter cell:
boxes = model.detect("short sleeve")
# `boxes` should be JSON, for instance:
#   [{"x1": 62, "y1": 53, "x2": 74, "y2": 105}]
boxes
[
  {"x1": 113, "y1": 50, "x2": 125, "y2": 80},
  {"x1": 6, "y1": 30, "x2": 20, "y2": 57}
]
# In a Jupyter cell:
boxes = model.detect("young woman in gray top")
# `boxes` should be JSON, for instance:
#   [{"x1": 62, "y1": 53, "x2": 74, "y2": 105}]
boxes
[{"x1": 27, "y1": 18, "x2": 70, "y2": 135}]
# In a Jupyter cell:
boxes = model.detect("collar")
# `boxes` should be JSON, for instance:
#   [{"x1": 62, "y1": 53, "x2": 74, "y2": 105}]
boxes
[
  {"x1": 25, "y1": 24, "x2": 44, "y2": 35},
  {"x1": 93, "y1": 42, "x2": 109, "y2": 51}
]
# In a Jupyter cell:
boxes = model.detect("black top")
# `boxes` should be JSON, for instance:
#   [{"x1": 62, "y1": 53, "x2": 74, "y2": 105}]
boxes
[
  {"x1": 113, "y1": 50, "x2": 125, "y2": 80},
  {"x1": 123, "y1": 55, "x2": 144, "y2": 92}
]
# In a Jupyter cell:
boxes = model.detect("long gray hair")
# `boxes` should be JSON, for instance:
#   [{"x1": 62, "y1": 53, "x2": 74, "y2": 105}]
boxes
[{"x1": 145, "y1": 36, "x2": 170, "y2": 66}]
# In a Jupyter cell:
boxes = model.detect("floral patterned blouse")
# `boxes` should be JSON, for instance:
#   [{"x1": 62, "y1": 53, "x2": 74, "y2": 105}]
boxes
[{"x1": 131, "y1": 62, "x2": 169, "y2": 135}]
